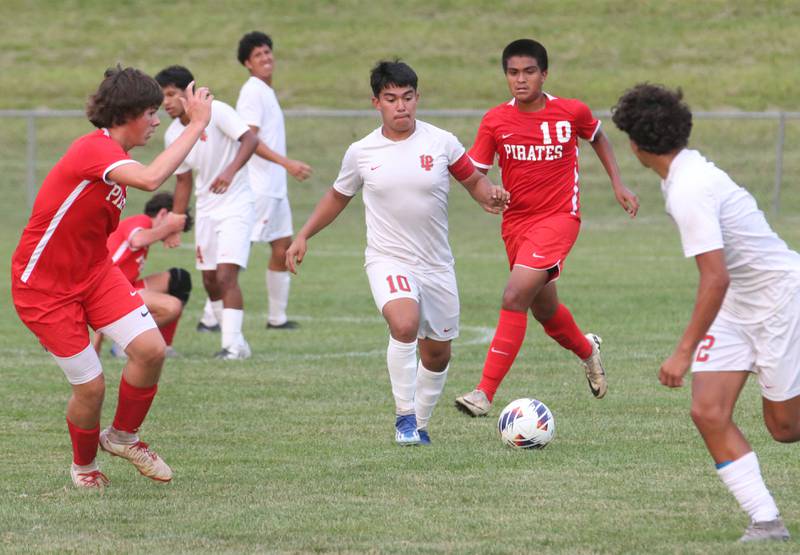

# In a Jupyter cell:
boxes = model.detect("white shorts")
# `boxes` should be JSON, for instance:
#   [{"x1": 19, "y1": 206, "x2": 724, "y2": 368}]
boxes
[
  {"x1": 251, "y1": 195, "x2": 293, "y2": 243},
  {"x1": 195, "y1": 210, "x2": 254, "y2": 271},
  {"x1": 365, "y1": 258, "x2": 459, "y2": 341},
  {"x1": 691, "y1": 286, "x2": 800, "y2": 401}
]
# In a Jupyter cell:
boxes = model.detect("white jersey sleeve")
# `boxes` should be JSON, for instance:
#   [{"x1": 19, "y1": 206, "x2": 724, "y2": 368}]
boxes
[
  {"x1": 164, "y1": 120, "x2": 193, "y2": 175},
  {"x1": 235, "y1": 81, "x2": 263, "y2": 128},
  {"x1": 443, "y1": 130, "x2": 467, "y2": 165},
  {"x1": 666, "y1": 178, "x2": 724, "y2": 258},
  {"x1": 214, "y1": 102, "x2": 250, "y2": 143},
  {"x1": 332, "y1": 144, "x2": 362, "y2": 197}
]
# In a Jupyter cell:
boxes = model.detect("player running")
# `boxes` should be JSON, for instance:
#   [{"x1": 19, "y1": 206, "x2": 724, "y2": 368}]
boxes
[
  {"x1": 613, "y1": 83, "x2": 798, "y2": 543},
  {"x1": 94, "y1": 192, "x2": 193, "y2": 358},
  {"x1": 285, "y1": 60, "x2": 509, "y2": 445},
  {"x1": 11, "y1": 66, "x2": 212, "y2": 488},
  {"x1": 455, "y1": 39, "x2": 638, "y2": 417},
  {"x1": 156, "y1": 65, "x2": 258, "y2": 360}
]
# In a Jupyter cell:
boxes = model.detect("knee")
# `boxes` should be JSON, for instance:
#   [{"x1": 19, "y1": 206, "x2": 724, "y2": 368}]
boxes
[
  {"x1": 202, "y1": 273, "x2": 217, "y2": 292},
  {"x1": 420, "y1": 351, "x2": 450, "y2": 372},
  {"x1": 164, "y1": 295, "x2": 183, "y2": 319},
  {"x1": 129, "y1": 339, "x2": 166, "y2": 370},
  {"x1": 390, "y1": 322, "x2": 418, "y2": 343},
  {"x1": 76, "y1": 380, "x2": 106, "y2": 409},
  {"x1": 690, "y1": 403, "x2": 730, "y2": 431},
  {"x1": 501, "y1": 287, "x2": 529, "y2": 312},
  {"x1": 766, "y1": 419, "x2": 800, "y2": 443},
  {"x1": 215, "y1": 271, "x2": 239, "y2": 291},
  {"x1": 532, "y1": 303, "x2": 557, "y2": 323}
]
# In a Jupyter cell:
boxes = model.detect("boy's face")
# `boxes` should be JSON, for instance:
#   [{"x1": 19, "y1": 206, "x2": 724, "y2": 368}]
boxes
[
  {"x1": 244, "y1": 44, "x2": 274, "y2": 82},
  {"x1": 372, "y1": 84, "x2": 418, "y2": 136},
  {"x1": 161, "y1": 85, "x2": 187, "y2": 119},
  {"x1": 504, "y1": 55, "x2": 547, "y2": 104},
  {"x1": 127, "y1": 107, "x2": 160, "y2": 147}
]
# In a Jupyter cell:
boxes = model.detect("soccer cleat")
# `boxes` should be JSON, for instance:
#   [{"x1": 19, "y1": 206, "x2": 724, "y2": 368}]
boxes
[
  {"x1": 739, "y1": 518, "x2": 790, "y2": 543},
  {"x1": 196, "y1": 321, "x2": 220, "y2": 333},
  {"x1": 454, "y1": 389, "x2": 491, "y2": 417},
  {"x1": 214, "y1": 339, "x2": 251, "y2": 360},
  {"x1": 581, "y1": 333, "x2": 607, "y2": 399},
  {"x1": 267, "y1": 320, "x2": 299, "y2": 330},
  {"x1": 418, "y1": 429, "x2": 431, "y2": 445},
  {"x1": 99, "y1": 428, "x2": 172, "y2": 483},
  {"x1": 395, "y1": 414, "x2": 420, "y2": 446},
  {"x1": 70, "y1": 464, "x2": 110, "y2": 489}
]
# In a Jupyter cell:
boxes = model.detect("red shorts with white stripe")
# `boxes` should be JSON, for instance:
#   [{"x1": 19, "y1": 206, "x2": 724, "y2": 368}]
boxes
[
  {"x1": 12, "y1": 260, "x2": 145, "y2": 357},
  {"x1": 503, "y1": 213, "x2": 581, "y2": 281}
]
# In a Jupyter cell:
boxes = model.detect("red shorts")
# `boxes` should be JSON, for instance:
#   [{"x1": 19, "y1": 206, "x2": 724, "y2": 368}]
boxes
[
  {"x1": 503, "y1": 213, "x2": 581, "y2": 281},
  {"x1": 12, "y1": 262, "x2": 145, "y2": 357}
]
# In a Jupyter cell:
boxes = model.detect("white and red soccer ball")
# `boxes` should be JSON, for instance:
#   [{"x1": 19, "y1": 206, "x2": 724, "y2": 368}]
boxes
[{"x1": 497, "y1": 398, "x2": 555, "y2": 449}]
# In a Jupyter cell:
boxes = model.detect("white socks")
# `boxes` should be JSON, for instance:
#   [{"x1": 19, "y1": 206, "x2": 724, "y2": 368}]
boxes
[
  {"x1": 209, "y1": 299, "x2": 224, "y2": 328},
  {"x1": 415, "y1": 362, "x2": 448, "y2": 431},
  {"x1": 106, "y1": 426, "x2": 138, "y2": 446},
  {"x1": 717, "y1": 451, "x2": 780, "y2": 522},
  {"x1": 387, "y1": 337, "x2": 417, "y2": 415},
  {"x1": 221, "y1": 308, "x2": 245, "y2": 350},
  {"x1": 267, "y1": 270, "x2": 291, "y2": 326},
  {"x1": 201, "y1": 298, "x2": 219, "y2": 326}
]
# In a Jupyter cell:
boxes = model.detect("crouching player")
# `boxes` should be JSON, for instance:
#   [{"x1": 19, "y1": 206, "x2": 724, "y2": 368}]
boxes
[
  {"x1": 94, "y1": 192, "x2": 193, "y2": 357},
  {"x1": 11, "y1": 66, "x2": 212, "y2": 488}
]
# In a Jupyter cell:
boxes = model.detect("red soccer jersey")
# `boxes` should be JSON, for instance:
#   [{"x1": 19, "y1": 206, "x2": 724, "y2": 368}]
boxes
[
  {"x1": 107, "y1": 213, "x2": 152, "y2": 284},
  {"x1": 468, "y1": 94, "x2": 600, "y2": 238},
  {"x1": 11, "y1": 129, "x2": 137, "y2": 294}
]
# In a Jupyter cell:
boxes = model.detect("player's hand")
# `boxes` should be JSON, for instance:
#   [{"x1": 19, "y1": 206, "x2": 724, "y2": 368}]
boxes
[
  {"x1": 286, "y1": 159, "x2": 312, "y2": 181},
  {"x1": 658, "y1": 349, "x2": 692, "y2": 388},
  {"x1": 210, "y1": 169, "x2": 234, "y2": 194},
  {"x1": 180, "y1": 81, "x2": 213, "y2": 127},
  {"x1": 285, "y1": 237, "x2": 307, "y2": 274},
  {"x1": 165, "y1": 211, "x2": 187, "y2": 233},
  {"x1": 163, "y1": 232, "x2": 181, "y2": 248},
  {"x1": 614, "y1": 184, "x2": 639, "y2": 218},
  {"x1": 480, "y1": 186, "x2": 510, "y2": 214}
]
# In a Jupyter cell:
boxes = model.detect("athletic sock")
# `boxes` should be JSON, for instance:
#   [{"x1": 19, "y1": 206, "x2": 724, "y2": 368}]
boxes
[
  {"x1": 221, "y1": 308, "x2": 245, "y2": 350},
  {"x1": 266, "y1": 270, "x2": 291, "y2": 326},
  {"x1": 66, "y1": 418, "x2": 99, "y2": 466},
  {"x1": 415, "y1": 362, "x2": 448, "y2": 430},
  {"x1": 112, "y1": 377, "x2": 157, "y2": 434},
  {"x1": 541, "y1": 303, "x2": 593, "y2": 360},
  {"x1": 477, "y1": 309, "x2": 528, "y2": 401},
  {"x1": 717, "y1": 451, "x2": 780, "y2": 522},
  {"x1": 210, "y1": 300, "x2": 224, "y2": 329},
  {"x1": 201, "y1": 297, "x2": 219, "y2": 326},
  {"x1": 387, "y1": 336, "x2": 418, "y2": 415},
  {"x1": 159, "y1": 317, "x2": 179, "y2": 346}
]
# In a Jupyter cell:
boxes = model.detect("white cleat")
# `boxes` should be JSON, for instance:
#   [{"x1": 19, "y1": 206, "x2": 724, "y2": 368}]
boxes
[
  {"x1": 99, "y1": 428, "x2": 172, "y2": 483},
  {"x1": 739, "y1": 518, "x2": 790, "y2": 543},
  {"x1": 70, "y1": 463, "x2": 110, "y2": 489},
  {"x1": 215, "y1": 339, "x2": 251, "y2": 360},
  {"x1": 581, "y1": 333, "x2": 607, "y2": 399},
  {"x1": 454, "y1": 389, "x2": 492, "y2": 417}
]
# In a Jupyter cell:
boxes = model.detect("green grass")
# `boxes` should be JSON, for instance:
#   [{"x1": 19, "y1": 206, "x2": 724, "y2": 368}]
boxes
[{"x1": 1, "y1": 2, "x2": 800, "y2": 553}]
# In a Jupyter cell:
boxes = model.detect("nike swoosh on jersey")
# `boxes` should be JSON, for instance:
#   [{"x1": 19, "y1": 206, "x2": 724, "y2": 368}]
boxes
[
  {"x1": 370, "y1": 165, "x2": 382, "y2": 171},
  {"x1": 501, "y1": 133, "x2": 514, "y2": 139},
  {"x1": 490, "y1": 347, "x2": 510, "y2": 356},
  {"x1": 129, "y1": 291, "x2": 138, "y2": 296},
  {"x1": 532, "y1": 252, "x2": 545, "y2": 259}
]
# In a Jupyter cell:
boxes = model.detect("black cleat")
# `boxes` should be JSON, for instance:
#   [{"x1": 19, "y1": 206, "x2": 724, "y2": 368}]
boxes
[
  {"x1": 267, "y1": 320, "x2": 300, "y2": 330},
  {"x1": 196, "y1": 321, "x2": 221, "y2": 333}
]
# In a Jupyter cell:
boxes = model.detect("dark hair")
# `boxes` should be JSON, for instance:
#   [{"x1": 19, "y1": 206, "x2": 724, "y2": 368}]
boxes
[
  {"x1": 144, "y1": 192, "x2": 193, "y2": 232},
  {"x1": 238, "y1": 31, "x2": 273, "y2": 65},
  {"x1": 154, "y1": 65, "x2": 194, "y2": 91},
  {"x1": 502, "y1": 39, "x2": 548, "y2": 72},
  {"x1": 611, "y1": 83, "x2": 693, "y2": 154},
  {"x1": 86, "y1": 65, "x2": 163, "y2": 129},
  {"x1": 369, "y1": 60, "x2": 418, "y2": 97}
]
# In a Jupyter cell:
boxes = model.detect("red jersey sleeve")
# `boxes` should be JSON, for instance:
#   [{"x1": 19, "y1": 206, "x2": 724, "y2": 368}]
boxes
[
  {"x1": 467, "y1": 114, "x2": 497, "y2": 169},
  {"x1": 448, "y1": 153, "x2": 476, "y2": 181},
  {"x1": 73, "y1": 131, "x2": 135, "y2": 184},
  {"x1": 573, "y1": 100, "x2": 601, "y2": 141}
]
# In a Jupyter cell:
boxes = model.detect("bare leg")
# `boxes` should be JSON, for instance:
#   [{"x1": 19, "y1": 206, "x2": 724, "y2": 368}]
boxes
[{"x1": 762, "y1": 393, "x2": 800, "y2": 443}]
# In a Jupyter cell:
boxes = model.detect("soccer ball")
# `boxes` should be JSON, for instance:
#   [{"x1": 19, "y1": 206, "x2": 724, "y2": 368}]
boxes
[{"x1": 497, "y1": 398, "x2": 555, "y2": 449}]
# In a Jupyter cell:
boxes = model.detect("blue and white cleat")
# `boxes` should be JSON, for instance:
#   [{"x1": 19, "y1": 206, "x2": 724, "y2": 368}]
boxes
[
  {"x1": 417, "y1": 429, "x2": 431, "y2": 445},
  {"x1": 395, "y1": 414, "x2": 420, "y2": 446}
]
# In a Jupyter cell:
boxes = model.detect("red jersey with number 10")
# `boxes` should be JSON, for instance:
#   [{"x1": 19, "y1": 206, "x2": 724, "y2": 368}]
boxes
[
  {"x1": 468, "y1": 94, "x2": 600, "y2": 238},
  {"x1": 11, "y1": 129, "x2": 137, "y2": 294}
]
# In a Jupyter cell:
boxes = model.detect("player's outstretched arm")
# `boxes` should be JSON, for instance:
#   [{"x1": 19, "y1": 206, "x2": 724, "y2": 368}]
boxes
[
  {"x1": 248, "y1": 126, "x2": 313, "y2": 181},
  {"x1": 286, "y1": 188, "x2": 352, "y2": 273},
  {"x1": 129, "y1": 213, "x2": 187, "y2": 249},
  {"x1": 659, "y1": 249, "x2": 729, "y2": 388},
  {"x1": 109, "y1": 83, "x2": 213, "y2": 191},
  {"x1": 458, "y1": 170, "x2": 510, "y2": 215},
  {"x1": 590, "y1": 130, "x2": 639, "y2": 217}
]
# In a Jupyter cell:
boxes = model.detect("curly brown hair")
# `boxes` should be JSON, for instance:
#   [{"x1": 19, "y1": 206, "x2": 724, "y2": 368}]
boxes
[
  {"x1": 611, "y1": 83, "x2": 692, "y2": 154},
  {"x1": 86, "y1": 65, "x2": 163, "y2": 129}
]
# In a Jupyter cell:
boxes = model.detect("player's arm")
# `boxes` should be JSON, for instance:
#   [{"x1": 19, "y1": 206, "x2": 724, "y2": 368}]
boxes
[
  {"x1": 249, "y1": 125, "x2": 312, "y2": 181},
  {"x1": 108, "y1": 83, "x2": 212, "y2": 191},
  {"x1": 285, "y1": 188, "x2": 353, "y2": 273},
  {"x1": 129, "y1": 214, "x2": 188, "y2": 249},
  {"x1": 209, "y1": 129, "x2": 258, "y2": 194},
  {"x1": 162, "y1": 171, "x2": 194, "y2": 248},
  {"x1": 458, "y1": 170, "x2": 509, "y2": 214},
  {"x1": 589, "y1": 130, "x2": 639, "y2": 217},
  {"x1": 659, "y1": 249, "x2": 729, "y2": 388}
]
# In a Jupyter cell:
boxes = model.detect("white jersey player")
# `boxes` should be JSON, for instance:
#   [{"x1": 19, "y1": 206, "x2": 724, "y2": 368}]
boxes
[
  {"x1": 613, "y1": 84, "x2": 800, "y2": 543},
  {"x1": 286, "y1": 61, "x2": 509, "y2": 446},
  {"x1": 156, "y1": 66, "x2": 258, "y2": 360}
]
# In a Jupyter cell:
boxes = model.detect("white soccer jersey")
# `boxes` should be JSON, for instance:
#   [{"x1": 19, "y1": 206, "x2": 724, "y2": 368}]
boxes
[
  {"x1": 333, "y1": 120, "x2": 467, "y2": 269},
  {"x1": 165, "y1": 100, "x2": 254, "y2": 217},
  {"x1": 236, "y1": 76, "x2": 288, "y2": 199},
  {"x1": 662, "y1": 149, "x2": 800, "y2": 316}
]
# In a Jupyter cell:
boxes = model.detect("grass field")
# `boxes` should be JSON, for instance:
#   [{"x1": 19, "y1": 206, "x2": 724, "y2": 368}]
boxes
[{"x1": 1, "y1": 2, "x2": 800, "y2": 554}]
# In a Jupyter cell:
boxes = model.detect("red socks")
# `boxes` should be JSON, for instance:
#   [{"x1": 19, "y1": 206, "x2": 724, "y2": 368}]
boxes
[
  {"x1": 67, "y1": 419, "x2": 99, "y2": 466},
  {"x1": 478, "y1": 309, "x2": 528, "y2": 401},
  {"x1": 542, "y1": 304, "x2": 592, "y2": 360},
  {"x1": 112, "y1": 377, "x2": 157, "y2": 434},
  {"x1": 159, "y1": 318, "x2": 179, "y2": 346}
]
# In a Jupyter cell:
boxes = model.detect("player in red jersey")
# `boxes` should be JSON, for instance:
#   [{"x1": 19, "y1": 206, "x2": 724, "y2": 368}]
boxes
[
  {"x1": 455, "y1": 39, "x2": 639, "y2": 416},
  {"x1": 11, "y1": 66, "x2": 212, "y2": 488},
  {"x1": 94, "y1": 192, "x2": 193, "y2": 358}
]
